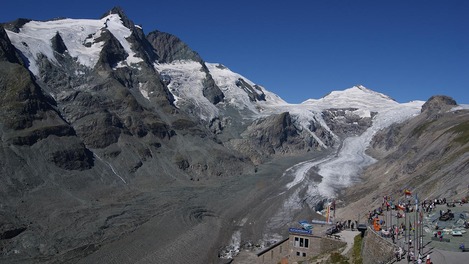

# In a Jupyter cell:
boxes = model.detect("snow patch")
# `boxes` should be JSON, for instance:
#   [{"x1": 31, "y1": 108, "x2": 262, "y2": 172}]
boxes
[
  {"x1": 219, "y1": 230, "x2": 241, "y2": 259},
  {"x1": 138, "y1": 82, "x2": 149, "y2": 100}
]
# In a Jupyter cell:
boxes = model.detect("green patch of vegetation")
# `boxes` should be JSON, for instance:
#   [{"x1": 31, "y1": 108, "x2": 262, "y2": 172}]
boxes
[
  {"x1": 447, "y1": 121, "x2": 469, "y2": 144},
  {"x1": 411, "y1": 121, "x2": 435, "y2": 138},
  {"x1": 351, "y1": 234, "x2": 363, "y2": 264},
  {"x1": 330, "y1": 251, "x2": 349, "y2": 263}
]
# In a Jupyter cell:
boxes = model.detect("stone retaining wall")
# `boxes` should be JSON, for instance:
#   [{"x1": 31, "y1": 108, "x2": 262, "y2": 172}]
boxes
[{"x1": 362, "y1": 227, "x2": 395, "y2": 264}]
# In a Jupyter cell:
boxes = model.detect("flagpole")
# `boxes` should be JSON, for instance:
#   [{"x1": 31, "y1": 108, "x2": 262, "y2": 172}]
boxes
[
  {"x1": 420, "y1": 210, "x2": 424, "y2": 256},
  {"x1": 414, "y1": 212, "x2": 417, "y2": 262},
  {"x1": 415, "y1": 192, "x2": 419, "y2": 259},
  {"x1": 403, "y1": 191, "x2": 408, "y2": 262},
  {"x1": 395, "y1": 199, "x2": 398, "y2": 242},
  {"x1": 389, "y1": 202, "x2": 392, "y2": 235}
]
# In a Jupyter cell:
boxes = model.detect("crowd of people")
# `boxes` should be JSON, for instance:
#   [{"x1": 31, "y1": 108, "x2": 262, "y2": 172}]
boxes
[
  {"x1": 365, "y1": 194, "x2": 467, "y2": 263},
  {"x1": 355, "y1": 192, "x2": 469, "y2": 263}
]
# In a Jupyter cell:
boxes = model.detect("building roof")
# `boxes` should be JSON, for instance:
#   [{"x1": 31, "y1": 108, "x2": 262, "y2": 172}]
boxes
[{"x1": 256, "y1": 237, "x2": 289, "y2": 257}]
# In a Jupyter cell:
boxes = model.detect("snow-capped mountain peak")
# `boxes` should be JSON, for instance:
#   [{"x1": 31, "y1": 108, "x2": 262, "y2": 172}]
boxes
[
  {"x1": 5, "y1": 13, "x2": 142, "y2": 75},
  {"x1": 302, "y1": 85, "x2": 398, "y2": 112}
]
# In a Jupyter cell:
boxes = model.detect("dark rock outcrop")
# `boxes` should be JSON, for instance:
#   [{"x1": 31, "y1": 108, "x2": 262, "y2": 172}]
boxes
[
  {"x1": 322, "y1": 108, "x2": 375, "y2": 138},
  {"x1": 0, "y1": 61, "x2": 94, "y2": 170},
  {"x1": 106, "y1": 6, "x2": 135, "y2": 32},
  {"x1": 0, "y1": 18, "x2": 31, "y2": 33},
  {"x1": 230, "y1": 112, "x2": 316, "y2": 163},
  {"x1": 95, "y1": 29, "x2": 129, "y2": 70},
  {"x1": 421, "y1": 95, "x2": 457, "y2": 115},
  {"x1": 0, "y1": 26, "x2": 22, "y2": 64},
  {"x1": 202, "y1": 73, "x2": 225, "y2": 105},
  {"x1": 105, "y1": 7, "x2": 160, "y2": 66},
  {"x1": 51, "y1": 31, "x2": 67, "y2": 55},
  {"x1": 0, "y1": 61, "x2": 61, "y2": 131},
  {"x1": 235, "y1": 78, "x2": 266, "y2": 102},
  {"x1": 147, "y1": 30, "x2": 203, "y2": 64},
  {"x1": 44, "y1": 137, "x2": 94, "y2": 170}
]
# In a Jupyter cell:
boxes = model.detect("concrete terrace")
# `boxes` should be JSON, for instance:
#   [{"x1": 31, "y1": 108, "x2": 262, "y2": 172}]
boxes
[{"x1": 374, "y1": 202, "x2": 469, "y2": 263}]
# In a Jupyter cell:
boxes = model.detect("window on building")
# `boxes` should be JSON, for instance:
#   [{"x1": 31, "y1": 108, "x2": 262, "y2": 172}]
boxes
[
  {"x1": 279, "y1": 245, "x2": 282, "y2": 253},
  {"x1": 303, "y1": 252, "x2": 306, "y2": 257},
  {"x1": 294, "y1": 236, "x2": 309, "y2": 248},
  {"x1": 296, "y1": 251, "x2": 300, "y2": 256},
  {"x1": 271, "y1": 250, "x2": 273, "y2": 259}
]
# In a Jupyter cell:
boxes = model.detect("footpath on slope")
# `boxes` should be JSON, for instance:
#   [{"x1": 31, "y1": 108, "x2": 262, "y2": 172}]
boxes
[{"x1": 338, "y1": 230, "x2": 360, "y2": 255}]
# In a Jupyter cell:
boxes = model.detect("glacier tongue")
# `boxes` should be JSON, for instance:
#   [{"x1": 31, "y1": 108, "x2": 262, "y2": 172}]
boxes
[{"x1": 285, "y1": 100, "x2": 425, "y2": 200}]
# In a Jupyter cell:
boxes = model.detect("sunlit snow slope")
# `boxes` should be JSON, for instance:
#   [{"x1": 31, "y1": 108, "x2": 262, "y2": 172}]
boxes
[{"x1": 6, "y1": 14, "x2": 142, "y2": 75}]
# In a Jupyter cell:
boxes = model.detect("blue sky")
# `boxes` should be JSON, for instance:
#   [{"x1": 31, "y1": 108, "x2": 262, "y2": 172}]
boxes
[{"x1": 1, "y1": 0, "x2": 468, "y2": 104}]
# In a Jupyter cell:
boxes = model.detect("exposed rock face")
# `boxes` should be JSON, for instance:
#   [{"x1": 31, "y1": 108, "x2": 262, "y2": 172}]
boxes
[
  {"x1": 50, "y1": 32, "x2": 67, "y2": 54},
  {"x1": 147, "y1": 30, "x2": 203, "y2": 63},
  {"x1": 0, "y1": 27, "x2": 22, "y2": 64},
  {"x1": 105, "y1": 7, "x2": 160, "y2": 66},
  {"x1": 322, "y1": 108, "x2": 375, "y2": 138},
  {"x1": 229, "y1": 112, "x2": 316, "y2": 164},
  {"x1": 95, "y1": 29, "x2": 129, "y2": 70},
  {"x1": 0, "y1": 61, "x2": 92, "y2": 168},
  {"x1": 1, "y1": 62, "x2": 65, "y2": 134},
  {"x1": 202, "y1": 73, "x2": 224, "y2": 105},
  {"x1": 421, "y1": 95, "x2": 457, "y2": 115},
  {"x1": 0, "y1": 18, "x2": 31, "y2": 33},
  {"x1": 235, "y1": 78, "x2": 266, "y2": 102},
  {"x1": 106, "y1": 6, "x2": 135, "y2": 30}
]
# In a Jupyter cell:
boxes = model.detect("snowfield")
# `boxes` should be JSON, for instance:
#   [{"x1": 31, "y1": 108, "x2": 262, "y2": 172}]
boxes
[{"x1": 6, "y1": 14, "x2": 142, "y2": 75}]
